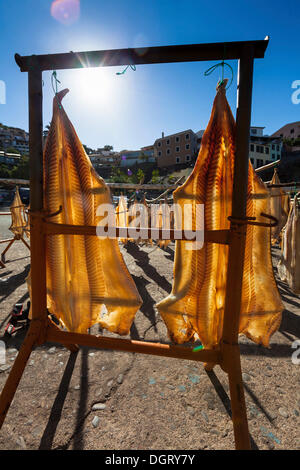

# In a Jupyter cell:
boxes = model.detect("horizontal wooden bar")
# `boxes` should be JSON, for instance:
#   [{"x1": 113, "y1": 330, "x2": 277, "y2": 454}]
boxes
[
  {"x1": 15, "y1": 39, "x2": 269, "y2": 72},
  {"x1": 44, "y1": 221, "x2": 230, "y2": 244},
  {"x1": 0, "y1": 238, "x2": 14, "y2": 244},
  {"x1": 0, "y1": 213, "x2": 11, "y2": 216},
  {"x1": 255, "y1": 160, "x2": 280, "y2": 173},
  {"x1": 107, "y1": 183, "x2": 178, "y2": 190},
  {"x1": 46, "y1": 325, "x2": 221, "y2": 363}
]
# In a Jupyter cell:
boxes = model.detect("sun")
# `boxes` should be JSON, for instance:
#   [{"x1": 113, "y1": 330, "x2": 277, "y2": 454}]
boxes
[{"x1": 73, "y1": 67, "x2": 114, "y2": 107}]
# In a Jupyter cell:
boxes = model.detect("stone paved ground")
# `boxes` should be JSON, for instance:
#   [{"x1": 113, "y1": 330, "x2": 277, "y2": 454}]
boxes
[{"x1": 0, "y1": 225, "x2": 299, "y2": 450}]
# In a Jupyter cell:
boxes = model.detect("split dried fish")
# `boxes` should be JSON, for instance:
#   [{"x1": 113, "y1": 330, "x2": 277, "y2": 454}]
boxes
[
  {"x1": 156, "y1": 82, "x2": 283, "y2": 348},
  {"x1": 42, "y1": 89, "x2": 142, "y2": 334}
]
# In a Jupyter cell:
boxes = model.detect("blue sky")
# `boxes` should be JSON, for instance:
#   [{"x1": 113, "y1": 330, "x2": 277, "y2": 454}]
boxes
[{"x1": 0, "y1": 0, "x2": 299, "y2": 151}]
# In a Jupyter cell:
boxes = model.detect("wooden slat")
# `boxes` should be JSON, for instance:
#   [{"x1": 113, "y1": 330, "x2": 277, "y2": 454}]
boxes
[
  {"x1": 15, "y1": 39, "x2": 269, "y2": 72},
  {"x1": 44, "y1": 221, "x2": 230, "y2": 244},
  {"x1": 46, "y1": 325, "x2": 221, "y2": 364}
]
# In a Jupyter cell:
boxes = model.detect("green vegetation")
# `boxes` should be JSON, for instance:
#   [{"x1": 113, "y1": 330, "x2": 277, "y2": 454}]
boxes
[{"x1": 0, "y1": 155, "x2": 29, "y2": 179}]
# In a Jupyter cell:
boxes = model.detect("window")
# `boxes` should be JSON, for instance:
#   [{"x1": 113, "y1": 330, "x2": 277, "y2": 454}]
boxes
[
  {"x1": 185, "y1": 133, "x2": 190, "y2": 140},
  {"x1": 272, "y1": 153, "x2": 275, "y2": 159},
  {"x1": 176, "y1": 157, "x2": 180, "y2": 163},
  {"x1": 250, "y1": 158, "x2": 254, "y2": 164},
  {"x1": 158, "y1": 151, "x2": 162, "y2": 157},
  {"x1": 276, "y1": 145, "x2": 279, "y2": 151},
  {"x1": 166, "y1": 149, "x2": 170, "y2": 155},
  {"x1": 176, "y1": 146, "x2": 180, "y2": 152},
  {"x1": 175, "y1": 136, "x2": 179, "y2": 143},
  {"x1": 186, "y1": 155, "x2": 190, "y2": 162},
  {"x1": 291, "y1": 128, "x2": 294, "y2": 134},
  {"x1": 251, "y1": 129, "x2": 257, "y2": 134},
  {"x1": 250, "y1": 144, "x2": 254, "y2": 151},
  {"x1": 186, "y1": 144, "x2": 190, "y2": 150},
  {"x1": 265, "y1": 147, "x2": 269, "y2": 154},
  {"x1": 158, "y1": 141, "x2": 161, "y2": 147},
  {"x1": 166, "y1": 139, "x2": 170, "y2": 145},
  {"x1": 257, "y1": 159, "x2": 263, "y2": 167}
]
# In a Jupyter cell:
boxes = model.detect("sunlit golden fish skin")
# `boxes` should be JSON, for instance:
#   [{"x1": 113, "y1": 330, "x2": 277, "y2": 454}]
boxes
[
  {"x1": 156, "y1": 83, "x2": 283, "y2": 348},
  {"x1": 43, "y1": 89, "x2": 142, "y2": 334}
]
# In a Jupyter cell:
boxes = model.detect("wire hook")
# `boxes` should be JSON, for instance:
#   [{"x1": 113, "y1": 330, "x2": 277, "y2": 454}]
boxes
[{"x1": 116, "y1": 64, "x2": 136, "y2": 76}]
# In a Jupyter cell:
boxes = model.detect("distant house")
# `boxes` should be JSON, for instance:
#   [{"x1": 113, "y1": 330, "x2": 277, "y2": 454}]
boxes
[
  {"x1": 271, "y1": 121, "x2": 300, "y2": 140},
  {"x1": 119, "y1": 149, "x2": 155, "y2": 168},
  {"x1": 154, "y1": 130, "x2": 198, "y2": 168},
  {"x1": 249, "y1": 126, "x2": 282, "y2": 169}
]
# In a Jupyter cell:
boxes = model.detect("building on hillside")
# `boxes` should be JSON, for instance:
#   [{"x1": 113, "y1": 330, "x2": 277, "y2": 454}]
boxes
[
  {"x1": 0, "y1": 124, "x2": 29, "y2": 154},
  {"x1": 0, "y1": 151, "x2": 21, "y2": 166},
  {"x1": 249, "y1": 126, "x2": 282, "y2": 169},
  {"x1": 89, "y1": 150, "x2": 120, "y2": 168},
  {"x1": 154, "y1": 130, "x2": 198, "y2": 168},
  {"x1": 119, "y1": 148, "x2": 155, "y2": 168},
  {"x1": 271, "y1": 121, "x2": 300, "y2": 141}
]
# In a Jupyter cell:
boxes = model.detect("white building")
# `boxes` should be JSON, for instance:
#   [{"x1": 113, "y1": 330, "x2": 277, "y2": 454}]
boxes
[{"x1": 249, "y1": 127, "x2": 282, "y2": 169}]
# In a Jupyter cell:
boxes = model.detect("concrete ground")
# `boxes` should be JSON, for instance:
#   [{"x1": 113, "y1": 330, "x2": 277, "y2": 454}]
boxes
[{"x1": 0, "y1": 218, "x2": 299, "y2": 450}]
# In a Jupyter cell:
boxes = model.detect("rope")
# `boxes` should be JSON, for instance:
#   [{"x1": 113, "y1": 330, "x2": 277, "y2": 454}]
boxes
[
  {"x1": 116, "y1": 64, "x2": 136, "y2": 76},
  {"x1": 204, "y1": 45, "x2": 233, "y2": 90},
  {"x1": 51, "y1": 71, "x2": 62, "y2": 109}
]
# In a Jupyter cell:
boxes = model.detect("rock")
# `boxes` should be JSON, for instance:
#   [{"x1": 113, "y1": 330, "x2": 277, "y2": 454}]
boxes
[
  {"x1": 166, "y1": 384, "x2": 175, "y2": 390},
  {"x1": 48, "y1": 347, "x2": 56, "y2": 354},
  {"x1": 95, "y1": 388, "x2": 103, "y2": 397},
  {"x1": 149, "y1": 378, "x2": 156, "y2": 385},
  {"x1": 92, "y1": 416, "x2": 100, "y2": 428},
  {"x1": 107, "y1": 379, "x2": 114, "y2": 388},
  {"x1": 101, "y1": 366, "x2": 105, "y2": 371},
  {"x1": 16, "y1": 436, "x2": 26, "y2": 450},
  {"x1": 294, "y1": 409, "x2": 299, "y2": 417},
  {"x1": 89, "y1": 352, "x2": 95, "y2": 357},
  {"x1": 59, "y1": 361, "x2": 64, "y2": 366},
  {"x1": 117, "y1": 374, "x2": 124, "y2": 384},
  {"x1": 279, "y1": 407, "x2": 289, "y2": 418},
  {"x1": 92, "y1": 403, "x2": 106, "y2": 411},
  {"x1": 187, "y1": 406, "x2": 195, "y2": 416},
  {"x1": 201, "y1": 411, "x2": 209, "y2": 423},
  {"x1": 242, "y1": 373, "x2": 251, "y2": 382},
  {"x1": 178, "y1": 385, "x2": 186, "y2": 392},
  {"x1": 74, "y1": 385, "x2": 80, "y2": 390},
  {"x1": 0, "y1": 364, "x2": 11, "y2": 373},
  {"x1": 8, "y1": 348, "x2": 18, "y2": 354}
]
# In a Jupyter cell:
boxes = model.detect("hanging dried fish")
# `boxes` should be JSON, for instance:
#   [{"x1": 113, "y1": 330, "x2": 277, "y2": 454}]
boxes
[
  {"x1": 42, "y1": 89, "x2": 142, "y2": 334},
  {"x1": 9, "y1": 187, "x2": 28, "y2": 238},
  {"x1": 156, "y1": 200, "x2": 171, "y2": 249},
  {"x1": 156, "y1": 82, "x2": 283, "y2": 348},
  {"x1": 269, "y1": 169, "x2": 290, "y2": 244},
  {"x1": 278, "y1": 193, "x2": 300, "y2": 294},
  {"x1": 116, "y1": 195, "x2": 129, "y2": 244}
]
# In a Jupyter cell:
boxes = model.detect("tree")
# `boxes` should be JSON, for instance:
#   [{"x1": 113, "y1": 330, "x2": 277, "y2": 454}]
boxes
[
  {"x1": 5, "y1": 147, "x2": 19, "y2": 154},
  {"x1": 137, "y1": 168, "x2": 145, "y2": 184},
  {"x1": 104, "y1": 145, "x2": 113, "y2": 151},
  {"x1": 151, "y1": 169, "x2": 160, "y2": 184}
]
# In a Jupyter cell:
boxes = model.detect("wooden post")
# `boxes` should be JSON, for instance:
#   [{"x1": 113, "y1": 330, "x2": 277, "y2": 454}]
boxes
[
  {"x1": 221, "y1": 46, "x2": 254, "y2": 449},
  {"x1": 0, "y1": 66, "x2": 46, "y2": 427}
]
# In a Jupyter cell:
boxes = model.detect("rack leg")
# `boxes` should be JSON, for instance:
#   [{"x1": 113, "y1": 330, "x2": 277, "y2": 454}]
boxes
[
  {"x1": 0, "y1": 322, "x2": 40, "y2": 428},
  {"x1": 226, "y1": 347, "x2": 251, "y2": 450},
  {"x1": 20, "y1": 236, "x2": 30, "y2": 251},
  {"x1": 1, "y1": 237, "x2": 16, "y2": 264}
]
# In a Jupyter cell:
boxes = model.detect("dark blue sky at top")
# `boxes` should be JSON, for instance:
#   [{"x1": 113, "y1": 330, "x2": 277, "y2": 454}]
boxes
[{"x1": 0, "y1": 0, "x2": 299, "y2": 150}]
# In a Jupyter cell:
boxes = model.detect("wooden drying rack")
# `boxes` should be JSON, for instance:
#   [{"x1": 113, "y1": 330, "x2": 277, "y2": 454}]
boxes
[{"x1": 0, "y1": 38, "x2": 270, "y2": 450}]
